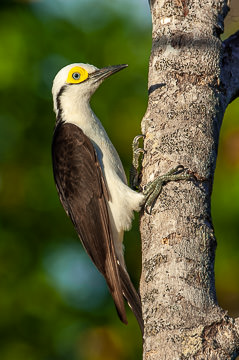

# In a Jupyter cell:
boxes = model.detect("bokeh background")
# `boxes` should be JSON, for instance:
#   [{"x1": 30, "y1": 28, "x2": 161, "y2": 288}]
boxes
[{"x1": 0, "y1": 0, "x2": 239, "y2": 359}]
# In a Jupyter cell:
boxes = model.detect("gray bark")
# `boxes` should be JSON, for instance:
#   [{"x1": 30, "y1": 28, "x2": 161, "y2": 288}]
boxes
[{"x1": 140, "y1": 0, "x2": 239, "y2": 359}]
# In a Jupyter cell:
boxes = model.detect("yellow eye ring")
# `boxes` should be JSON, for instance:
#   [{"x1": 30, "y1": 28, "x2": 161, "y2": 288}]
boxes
[{"x1": 66, "y1": 66, "x2": 89, "y2": 84}]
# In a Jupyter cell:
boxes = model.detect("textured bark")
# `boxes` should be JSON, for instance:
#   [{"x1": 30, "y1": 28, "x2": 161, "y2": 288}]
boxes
[{"x1": 140, "y1": 0, "x2": 239, "y2": 359}]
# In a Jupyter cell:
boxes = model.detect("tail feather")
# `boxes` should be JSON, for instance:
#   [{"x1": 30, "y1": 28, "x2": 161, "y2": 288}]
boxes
[
  {"x1": 104, "y1": 252, "x2": 128, "y2": 325},
  {"x1": 118, "y1": 263, "x2": 144, "y2": 334}
]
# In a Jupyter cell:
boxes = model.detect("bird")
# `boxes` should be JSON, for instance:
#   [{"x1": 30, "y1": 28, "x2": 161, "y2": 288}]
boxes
[
  {"x1": 51, "y1": 63, "x2": 192, "y2": 333},
  {"x1": 51, "y1": 63, "x2": 145, "y2": 332}
]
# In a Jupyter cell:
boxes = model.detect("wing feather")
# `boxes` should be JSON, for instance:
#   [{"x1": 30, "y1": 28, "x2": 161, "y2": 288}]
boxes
[{"x1": 52, "y1": 122, "x2": 127, "y2": 324}]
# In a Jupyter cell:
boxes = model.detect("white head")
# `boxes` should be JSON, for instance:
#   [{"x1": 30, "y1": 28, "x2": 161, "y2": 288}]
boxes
[{"x1": 52, "y1": 63, "x2": 128, "y2": 117}]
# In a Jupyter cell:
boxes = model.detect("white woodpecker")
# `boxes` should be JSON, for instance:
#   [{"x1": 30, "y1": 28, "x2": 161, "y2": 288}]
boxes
[{"x1": 51, "y1": 63, "x2": 192, "y2": 333}]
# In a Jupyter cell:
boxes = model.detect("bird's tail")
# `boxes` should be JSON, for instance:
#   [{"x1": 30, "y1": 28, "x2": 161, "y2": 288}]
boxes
[{"x1": 118, "y1": 263, "x2": 144, "y2": 334}]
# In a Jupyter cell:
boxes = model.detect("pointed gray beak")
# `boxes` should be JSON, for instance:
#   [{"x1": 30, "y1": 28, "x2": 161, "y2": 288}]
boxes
[{"x1": 90, "y1": 64, "x2": 128, "y2": 83}]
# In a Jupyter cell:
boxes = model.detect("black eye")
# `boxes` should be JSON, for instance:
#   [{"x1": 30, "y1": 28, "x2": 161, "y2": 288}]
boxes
[{"x1": 72, "y1": 72, "x2": 81, "y2": 80}]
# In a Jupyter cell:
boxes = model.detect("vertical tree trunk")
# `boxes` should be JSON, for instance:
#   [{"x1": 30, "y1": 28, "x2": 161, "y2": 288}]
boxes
[{"x1": 140, "y1": 0, "x2": 239, "y2": 358}]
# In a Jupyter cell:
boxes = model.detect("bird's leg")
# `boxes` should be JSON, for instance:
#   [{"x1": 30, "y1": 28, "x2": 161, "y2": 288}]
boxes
[
  {"x1": 130, "y1": 135, "x2": 145, "y2": 190},
  {"x1": 130, "y1": 136, "x2": 194, "y2": 214},
  {"x1": 143, "y1": 165, "x2": 194, "y2": 214}
]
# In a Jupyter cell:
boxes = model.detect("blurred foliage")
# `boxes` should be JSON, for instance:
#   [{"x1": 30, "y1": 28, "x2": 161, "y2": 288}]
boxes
[{"x1": 0, "y1": 0, "x2": 239, "y2": 359}]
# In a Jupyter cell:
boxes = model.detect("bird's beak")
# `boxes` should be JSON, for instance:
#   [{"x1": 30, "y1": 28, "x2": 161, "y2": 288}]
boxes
[{"x1": 90, "y1": 64, "x2": 128, "y2": 83}]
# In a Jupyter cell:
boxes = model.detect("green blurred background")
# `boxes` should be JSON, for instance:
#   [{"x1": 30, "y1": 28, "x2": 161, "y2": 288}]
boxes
[{"x1": 0, "y1": 0, "x2": 239, "y2": 359}]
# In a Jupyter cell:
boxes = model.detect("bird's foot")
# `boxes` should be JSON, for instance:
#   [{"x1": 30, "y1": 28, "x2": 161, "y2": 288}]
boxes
[
  {"x1": 130, "y1": 135, "x2": 145, "y2": 190},
  {"x1": 143, "y1": 165, "x2": 194, "y2": 214}
]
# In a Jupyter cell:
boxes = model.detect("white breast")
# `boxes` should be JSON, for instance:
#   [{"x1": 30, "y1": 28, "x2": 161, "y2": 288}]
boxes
[{"x1": 86, "y1": 113, "x2": 145, "y2": 233}]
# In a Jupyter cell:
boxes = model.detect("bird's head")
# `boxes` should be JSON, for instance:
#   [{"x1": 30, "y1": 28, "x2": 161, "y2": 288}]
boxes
[{"x1": 52, "y1": 63, "x2": 128, "y2": 115}]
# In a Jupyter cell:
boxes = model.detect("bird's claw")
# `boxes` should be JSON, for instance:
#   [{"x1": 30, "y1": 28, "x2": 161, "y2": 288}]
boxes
[
  {"x1": 130, "y1": 134, "x2": 145, "y2": 190},
  {"x1": 143, "y1": 165, "x2": 194, "y2": 214}
]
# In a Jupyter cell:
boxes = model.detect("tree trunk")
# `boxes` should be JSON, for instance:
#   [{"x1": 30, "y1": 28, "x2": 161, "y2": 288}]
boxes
[{"x1": 140, "y1": 0, "x2": 239, "y2": 358}]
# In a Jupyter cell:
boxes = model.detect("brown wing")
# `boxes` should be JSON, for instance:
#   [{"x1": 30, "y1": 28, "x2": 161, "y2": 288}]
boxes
[{"x1": 52, "y1": 121, "x2": 127, "y2": 324}]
